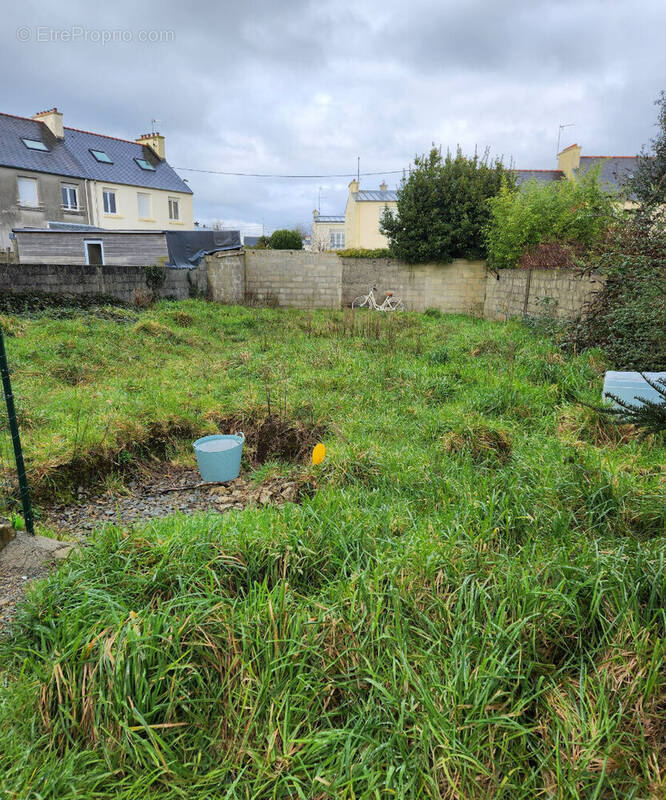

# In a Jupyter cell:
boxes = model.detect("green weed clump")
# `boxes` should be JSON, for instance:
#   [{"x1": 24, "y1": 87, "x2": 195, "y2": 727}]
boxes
[{"x1": 0, "y1": 301, "x2": 663, "y2": 798}]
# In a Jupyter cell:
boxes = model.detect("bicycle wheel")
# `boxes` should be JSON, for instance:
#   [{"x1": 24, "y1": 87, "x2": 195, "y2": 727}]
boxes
[
  {"x1": 351, "y1": 296, "x2": 370, "y2": 309},
  {"x1": 386, "y1": 297, "x2": 405, "y2": 311}
]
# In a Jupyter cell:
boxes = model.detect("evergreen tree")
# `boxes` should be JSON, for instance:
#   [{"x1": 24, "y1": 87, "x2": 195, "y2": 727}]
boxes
[
  {"x1": 583, "y1": 374, "x2": 666, "y2": 439},
  {"x1": 380, "y1": 147, "x2": 514, "y2": 264}
]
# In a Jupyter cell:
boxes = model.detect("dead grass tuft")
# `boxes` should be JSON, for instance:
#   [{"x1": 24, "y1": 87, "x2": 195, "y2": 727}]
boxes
[
  {"x1": 132, "y1": 319, "x2": 180, "y2": 340},
  {"x1": 557, "y1": 406, "x2": 637, "y2": 447},
  {"x1": 169, "y1": 310, "x2": 194, "y2": 327},
  {"x1": 441, "y1": 424, "x2": 512, "y2": 464}
]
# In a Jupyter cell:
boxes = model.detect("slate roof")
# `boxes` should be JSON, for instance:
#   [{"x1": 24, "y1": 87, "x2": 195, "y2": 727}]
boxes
[
  {"x1": 0, "y1": 112, "x2": 192, "y2": 194},
  {"x1": 353, "y1": 190, "x2": 398, "y2": 202},
  {"x1": 314, "y1": 215, "x2": 345, "y2": 223},
  {"x1": 513, "y1": 169, "x2": 563, "y2": 186},
  {"x1": 576, "y1": 156, "x2": 637, "y2": 192}
]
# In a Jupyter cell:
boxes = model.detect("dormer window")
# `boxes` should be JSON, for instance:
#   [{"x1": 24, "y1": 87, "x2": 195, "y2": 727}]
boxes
[
  {"x1": 22, "y1": 138, "x2": 49, "y2": 151},
  {"x1": 90, "y1": 148, "x2": 112, "y2": 163},
  {"x1": 135, "y1": 157, "x2": 155, "y2": 171}
]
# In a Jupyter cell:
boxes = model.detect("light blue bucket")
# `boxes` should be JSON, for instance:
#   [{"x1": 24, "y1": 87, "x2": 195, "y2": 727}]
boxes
[
  {"x1": 603, "y1": 372, "x2": 666, "y2": 408},
  {"x1": 193, "y1": 432, "x2": 245, "y2": 482}
]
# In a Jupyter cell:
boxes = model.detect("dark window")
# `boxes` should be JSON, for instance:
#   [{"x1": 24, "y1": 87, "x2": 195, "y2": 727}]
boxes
[{"x1": 84, "y1": 241, "x2": 104, "y2": 265}]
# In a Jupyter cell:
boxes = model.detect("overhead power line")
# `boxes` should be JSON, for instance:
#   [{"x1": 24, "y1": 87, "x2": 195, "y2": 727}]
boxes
[{"x1": 174, "y1": 167, "x2": 407, "y2": 179}]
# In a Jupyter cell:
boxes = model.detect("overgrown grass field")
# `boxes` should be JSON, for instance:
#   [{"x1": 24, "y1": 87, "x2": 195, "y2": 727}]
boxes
[{"x1": 0, "y1": 300, "x2": 664, "y2": 798}]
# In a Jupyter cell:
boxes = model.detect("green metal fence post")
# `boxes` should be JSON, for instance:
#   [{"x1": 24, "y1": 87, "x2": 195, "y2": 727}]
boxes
[{"x1": 0, "y1": 325, "x2": 34, "y2": 534}]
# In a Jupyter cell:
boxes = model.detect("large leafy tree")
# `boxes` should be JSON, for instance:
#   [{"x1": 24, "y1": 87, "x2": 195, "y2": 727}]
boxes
[
  {"x1": 380, "y1": 147, "x2": 514, "y2": 264},
  {"x1": 629, "y1": 90, "x2": 666, "y2": 219}
]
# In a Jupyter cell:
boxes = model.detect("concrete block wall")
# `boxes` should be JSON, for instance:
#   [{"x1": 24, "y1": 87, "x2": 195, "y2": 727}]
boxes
[
  {"x1": 245, "y1": 250, "x2": 341, "y2": 308},
  {"x1": 341, "y1": 257, "x2": 425, "y2": 310},
  {"x1": 0, "y1": 263, "x2": 199, "y2": 303},
  {"x1": 0, "y1": 253, "x2": 599, "y2": 321},
  {"x1": 424, "y1": 260, "x2": 487, "y2": 315},
  {"x1": 341, "y1": 257, "x2": 486, "y2": 314},
  {"x1": 483, "y1": 267, "x2": 603, "y2": 321},
  {"x1": 206, "y1": 251, "x2": 245, "y2": 304}
]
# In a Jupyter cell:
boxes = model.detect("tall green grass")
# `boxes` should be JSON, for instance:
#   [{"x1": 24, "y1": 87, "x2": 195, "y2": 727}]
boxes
[{"x1": 0, "y1": 300, "x2": 664, "y2": 798}]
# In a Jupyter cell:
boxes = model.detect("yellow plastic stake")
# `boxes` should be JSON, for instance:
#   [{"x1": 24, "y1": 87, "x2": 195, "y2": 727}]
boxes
[{"x1": 312, "y1": 443, "x2": 326, "y2": 465}]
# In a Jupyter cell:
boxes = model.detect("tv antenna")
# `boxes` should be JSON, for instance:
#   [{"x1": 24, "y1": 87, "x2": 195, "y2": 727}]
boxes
[
  {"x1": 557, "y1": 123, "x2": 575, "y2": 155},
  {"x1": 151, "y1": 118, "x2": 162, "y2": 134}
]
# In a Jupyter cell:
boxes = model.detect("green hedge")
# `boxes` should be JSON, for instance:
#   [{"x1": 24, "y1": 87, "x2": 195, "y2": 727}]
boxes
[{"x1": 336, "y1": 248, "x2": 392, "y2": 259}]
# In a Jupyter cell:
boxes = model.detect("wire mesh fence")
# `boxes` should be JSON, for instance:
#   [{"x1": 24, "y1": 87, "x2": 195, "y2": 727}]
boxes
[{"x1": 0, "y1": 325, "x2": 33, "y2": 534}]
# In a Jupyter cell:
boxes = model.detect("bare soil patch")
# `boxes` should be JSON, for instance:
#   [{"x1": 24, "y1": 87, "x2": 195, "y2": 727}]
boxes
[
  {"x1": 42, "y1": 463, "x2": 314, "y2": 539},
  {"x1": 0, "y1": 532, "x2": 74, "y2": 627}
]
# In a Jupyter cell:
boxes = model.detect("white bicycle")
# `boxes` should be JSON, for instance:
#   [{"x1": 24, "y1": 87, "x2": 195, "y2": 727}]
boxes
[{"x1": 351, "y1": 286, "x2": 405, "y2": 311}]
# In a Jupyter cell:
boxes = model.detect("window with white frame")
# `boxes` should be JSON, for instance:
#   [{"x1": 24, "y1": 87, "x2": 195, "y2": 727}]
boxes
[
  {"x1": 137, "y1": 192, "x2": 151, "y2": 219},
  {"x1": 103, "y1": 189, "x2": 117, "y2": 214},
  {"x1": 84, "y1": 240, "x2": 104, "y2": 266},
  {"x1": 329, "y1": 231, "x2": 345, "y2": 249},
  {"x1": 17, "y1": 177, "x2": 39, "y2": 207},
  {"x1": 61, "y1": 183, "x2": 79, "y2": 210},
  {"x1": 168, "y1": 197, "x2": 180, "y2": 221}
]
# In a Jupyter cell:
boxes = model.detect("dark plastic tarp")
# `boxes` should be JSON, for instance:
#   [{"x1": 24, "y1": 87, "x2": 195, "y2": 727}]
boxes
[{"x1": 165, "y1": 230, "x2": 241, "y2": 268}]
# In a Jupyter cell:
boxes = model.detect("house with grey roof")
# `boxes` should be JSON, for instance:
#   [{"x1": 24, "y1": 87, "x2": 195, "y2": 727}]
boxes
[
  {"x1": 0, "y1": 107, "x2": 193, "y2": 252},
  {"x1": 311, "y1": 210, "x2": 346, "y2": 250},
  {"x1": 343, "y1": 180, "x2": 398, "y2": 249},
  {"x1": 514, "y1": 145, "x2": 637, "y2": 197}
]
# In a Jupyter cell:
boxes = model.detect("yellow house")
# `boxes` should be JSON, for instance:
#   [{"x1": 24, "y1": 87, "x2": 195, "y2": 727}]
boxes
[{"x1": 343, "y1": 180, "x2": 397, "y2": 249}]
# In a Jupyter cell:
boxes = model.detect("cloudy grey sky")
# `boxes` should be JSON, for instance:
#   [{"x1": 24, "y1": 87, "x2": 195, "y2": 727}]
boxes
[{"x1": 3, "y1": 0, "x2": 665, "y2": 235}]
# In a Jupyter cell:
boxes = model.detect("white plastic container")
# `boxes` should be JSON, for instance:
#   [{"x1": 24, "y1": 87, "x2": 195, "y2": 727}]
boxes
[{"x1": 602, "y1": 372, "x2": 666, "y2": 408}]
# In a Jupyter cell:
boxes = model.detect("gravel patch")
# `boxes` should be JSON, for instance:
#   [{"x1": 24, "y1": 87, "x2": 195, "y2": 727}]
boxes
[{"x1": 42, "y1": 464, "x2": 310, "y2": 538}]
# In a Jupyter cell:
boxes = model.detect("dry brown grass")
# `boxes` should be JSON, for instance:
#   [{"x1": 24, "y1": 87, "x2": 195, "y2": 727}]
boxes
[
  {"x1": 557, "y1": 405, "x2": 637, "y2": 447},
  {"x1": 441, "y1": 424, "x2": 512, "y2": 464}
]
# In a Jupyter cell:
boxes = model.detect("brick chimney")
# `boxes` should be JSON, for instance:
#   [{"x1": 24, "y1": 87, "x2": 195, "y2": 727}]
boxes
[
  {"x1": 33, "y1": 107, "x2": 64, "y2": 139},
  {"x1": 379, "y1": 181, "x2": 388, "y2": 191},
  {"x1": 135, "y1": 132, "x2": 166, "y2": 160}
]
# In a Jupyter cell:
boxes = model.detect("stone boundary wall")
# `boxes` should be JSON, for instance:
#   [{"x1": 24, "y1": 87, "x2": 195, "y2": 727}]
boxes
[
  {"x1": 483, "y1": 267, "x2": 603, "y2": 321},
  {"x1": 0, "y1": 263, "x2": 202, "y2": 303}
]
